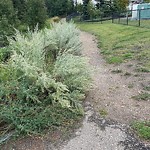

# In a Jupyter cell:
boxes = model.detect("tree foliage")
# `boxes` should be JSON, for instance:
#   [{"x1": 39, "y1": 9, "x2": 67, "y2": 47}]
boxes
[
  {"x1": 113, "y1": 0, "x2": 128, "y2": 11},
  {"x1": 144, "y1": 0, "x2": 150, "y2": 2},
  {"x1": 45, "y1": 0, "x2": 74, "y2": 17},
  {"x1": 12, "y1": 0, "x2": 27, "y2": 22},
  {"x1": 26, "y1": 0, "x2": 47, "y2": 30},
  {"x1": 0, "y1": 0, "x2": 16, "y2": 47},
  {"x1": 82, "y1": 0, "x2": 90, "y2": 20}
]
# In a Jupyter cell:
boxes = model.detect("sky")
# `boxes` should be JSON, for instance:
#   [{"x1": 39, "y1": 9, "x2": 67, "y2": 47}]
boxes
[{"x1": 75, "y1": 0, "x2": 97, "y2": 4}]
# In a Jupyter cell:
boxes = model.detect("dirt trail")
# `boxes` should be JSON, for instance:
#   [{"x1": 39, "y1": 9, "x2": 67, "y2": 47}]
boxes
[
  {"x1": 80, "y1": 31, "x2": 150, "y2": 124},
  {"x1": 57, "y1": 31, "x2": 150, "y2": 150}
]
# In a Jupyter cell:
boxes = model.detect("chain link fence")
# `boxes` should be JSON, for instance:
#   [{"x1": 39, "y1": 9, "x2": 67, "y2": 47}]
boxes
[
  {"x1": 73, "y1": 8, "x2": 150, "y2": 29},
  {"x1": 112, "y1": 8, "x2": 150, "y2": 28}
]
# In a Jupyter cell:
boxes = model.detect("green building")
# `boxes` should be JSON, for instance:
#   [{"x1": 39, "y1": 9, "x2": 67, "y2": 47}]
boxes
[{"x1": 132, "y1": 3, "x2": 150, "y2": 19}]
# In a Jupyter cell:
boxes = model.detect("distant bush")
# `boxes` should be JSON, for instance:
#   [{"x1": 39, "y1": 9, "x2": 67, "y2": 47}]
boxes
[{"x1": 51, "y1": 16, "x2": 61, "y2": 23}]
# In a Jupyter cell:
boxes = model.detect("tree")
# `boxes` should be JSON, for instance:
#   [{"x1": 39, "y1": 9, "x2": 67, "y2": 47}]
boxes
[
  {"x1": 144, "y1": 0, "x2": 150, "y2": 2},
  {"x1": 87, "y1": 1, "x2": 99, "y2": 19},
  {"x1": 45, "y1": 0, "x2": 74, "y2": 17},
  {"x1": 12, "y1": 0, "x2": 27, "y2": 22},
  {"x1": 67, "y1": 0, "x2": 75, "y2": 15},
  {"x1": 0, "y1": 0, "x2": 16, "y2": 46},
  {"x1": 76, "y1": 3, "x2": 84, "y2": 14},
  {"x1": 26, "y1": 0, "x2": 47, "y2": 30},
  {"x1": 113, "y1": 0, "x2": 128, "y2": 12},
  {"x1": 82, "y1": 0, "x2": 90, "y2": 20}
]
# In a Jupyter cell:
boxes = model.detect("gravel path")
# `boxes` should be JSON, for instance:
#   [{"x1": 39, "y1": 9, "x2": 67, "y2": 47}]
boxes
[
  {"x1": 58, "y1": 102, "x2": 149, "y2": 150},
  {"x1": 80, "y1": 31, "x2": 150, "y2": 124},
  {"x1": 57, "y1": 31, "x2": 150, "y2": 150}
]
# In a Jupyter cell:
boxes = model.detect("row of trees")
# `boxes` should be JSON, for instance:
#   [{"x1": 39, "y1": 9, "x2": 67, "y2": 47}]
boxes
[
  {"x1": 81, "y1": 0, "x2": 150, "y2": 20},
  {"x1": 0, "y1": 0, "x2": 75, "y2": 47},
  {"x1": 81, "y1": 0, "x2": 129, "y2": 20}
]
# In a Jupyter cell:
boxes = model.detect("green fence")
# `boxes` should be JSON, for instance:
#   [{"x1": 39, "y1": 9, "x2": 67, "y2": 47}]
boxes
[{"x1": 112, "y1": 8, "x2": 150, "y2": 29}]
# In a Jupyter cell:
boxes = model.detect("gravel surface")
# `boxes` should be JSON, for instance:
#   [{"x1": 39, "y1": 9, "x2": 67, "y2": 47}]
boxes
[
  {"x1": 58, "y1": 102, "x2": 150, "y2": 150},
  {"x1": 59, "y1": 103, "x2": 126, "y2": 150}
]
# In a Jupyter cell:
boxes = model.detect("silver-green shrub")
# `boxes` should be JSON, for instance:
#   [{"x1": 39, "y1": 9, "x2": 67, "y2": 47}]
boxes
[
  {"x1": 53, "y1": 54, "x2": 90, "y2": 92},
  {"x1": 0, "y1": 21, "x2": 91, "y2": 139},
  {"x1": 6, "y1": 21, "x2": 90, "y2": 110},
  {"x1": 47, "y1": 21, "x2": 82, "y2": 56}
]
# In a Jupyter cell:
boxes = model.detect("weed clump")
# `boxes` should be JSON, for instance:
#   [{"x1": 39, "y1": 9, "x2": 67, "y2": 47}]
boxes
[
  {"x1": 132, "y1": 92, "x2": 150, "y2": 101},
  {"x1": 132, "y1": 121, "x2": 150, "y2": 140}
]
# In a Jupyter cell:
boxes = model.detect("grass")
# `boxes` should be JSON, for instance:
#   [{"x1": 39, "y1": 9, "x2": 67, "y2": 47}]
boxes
[
  {"x1": 114, "y1": 18, "x2": 150, "y2": 29},
  {"x1": 132, "y1": 121, "x2": 150, "y2": 140},
  {"x1": 111, "y1": 69, "x2": 122, "y2": 74},
  {"x1": 99, "y1": 109, "x2": 108, "y2": 117},
  {"x1": 132, "y1": 92, "x2": 150, "y2": 101},
  {"x1": 143, "y1": 86, "x2": 150, "y2": 91},
  {"x1": 78, "y1": 21, "x2": 150, "y2": 71}
]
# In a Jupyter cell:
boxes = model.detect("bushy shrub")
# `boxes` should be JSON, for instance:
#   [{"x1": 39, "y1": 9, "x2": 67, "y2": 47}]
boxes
[
  {"x1": 53, "y1": 54, "x2": 90, "y2": 92},
  {"x1": 0, "y1": 22, "x2": 90, "y2": 139},
  {"x1": 47, "y1": 21, "x2": 82, "y2": 57}
]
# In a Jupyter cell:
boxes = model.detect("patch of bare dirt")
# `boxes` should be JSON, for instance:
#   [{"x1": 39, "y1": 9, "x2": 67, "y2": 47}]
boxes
[{"x1": 80, "y1": 31, "x2": 150, "y2": 124}]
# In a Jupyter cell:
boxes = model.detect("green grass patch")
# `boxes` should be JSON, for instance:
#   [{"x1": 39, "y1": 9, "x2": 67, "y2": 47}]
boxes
[
  {"x1": 143, "y1": 86, "x2": 150, "y2": 91},
  {"x1": 113, "y1": 18, "x2": 150, "y2": 29},
  {"x1": 107, "y1": 56, "x2": 123, "y2": 64},
  {"x1": 135, "y1": 67, "x2": 150, "y2": 73},
  {"x1": 132, "y1": 121, "x2": 150, "y2": 140},
  {"x1": 111, "y1": 69, "x2": 123, "y2": 74},
  {"x1": 132, "y1": 92, "x2": 150, "y2": 101},
  {"x1": 99, "y1": 109, "x2": 108, "y2": 117},
  {"x1": 78, "y1": 22, "x2": 150, "y2": 69}
]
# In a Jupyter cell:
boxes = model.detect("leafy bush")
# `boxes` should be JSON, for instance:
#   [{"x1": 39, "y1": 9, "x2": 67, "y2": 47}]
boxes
[
  {"x1": 25, "y1": 0, "x2": 47, "y2": 30},
  {"x1": 0, "y1": 100, "x2": 81, "y2": 136},
  {"x1": 0, "y1": 22, "x2": 90, "y2": 140}
]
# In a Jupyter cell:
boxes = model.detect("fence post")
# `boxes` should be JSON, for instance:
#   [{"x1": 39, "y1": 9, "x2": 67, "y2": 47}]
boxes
[
  {"x1": 138, "y1": 9, "x2": 141, "y2": 27},
  {"x1": 127, "y1": 10, "x2": 129, "y2": 25},
  {"x1": 118, "y1": 12, "x2": 120, "y2": 24},
  {"x1": 101, "y1": 15, "x2": 102, "y2": 24},
  {"x1": 112, "y1": 12, "x2": 114, "y2": 23}
]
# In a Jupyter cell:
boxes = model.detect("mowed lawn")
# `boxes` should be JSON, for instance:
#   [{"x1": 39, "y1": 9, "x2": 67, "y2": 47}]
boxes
[{"x1": 78, "y1": 22, "x2": 150, "y2": 72}]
